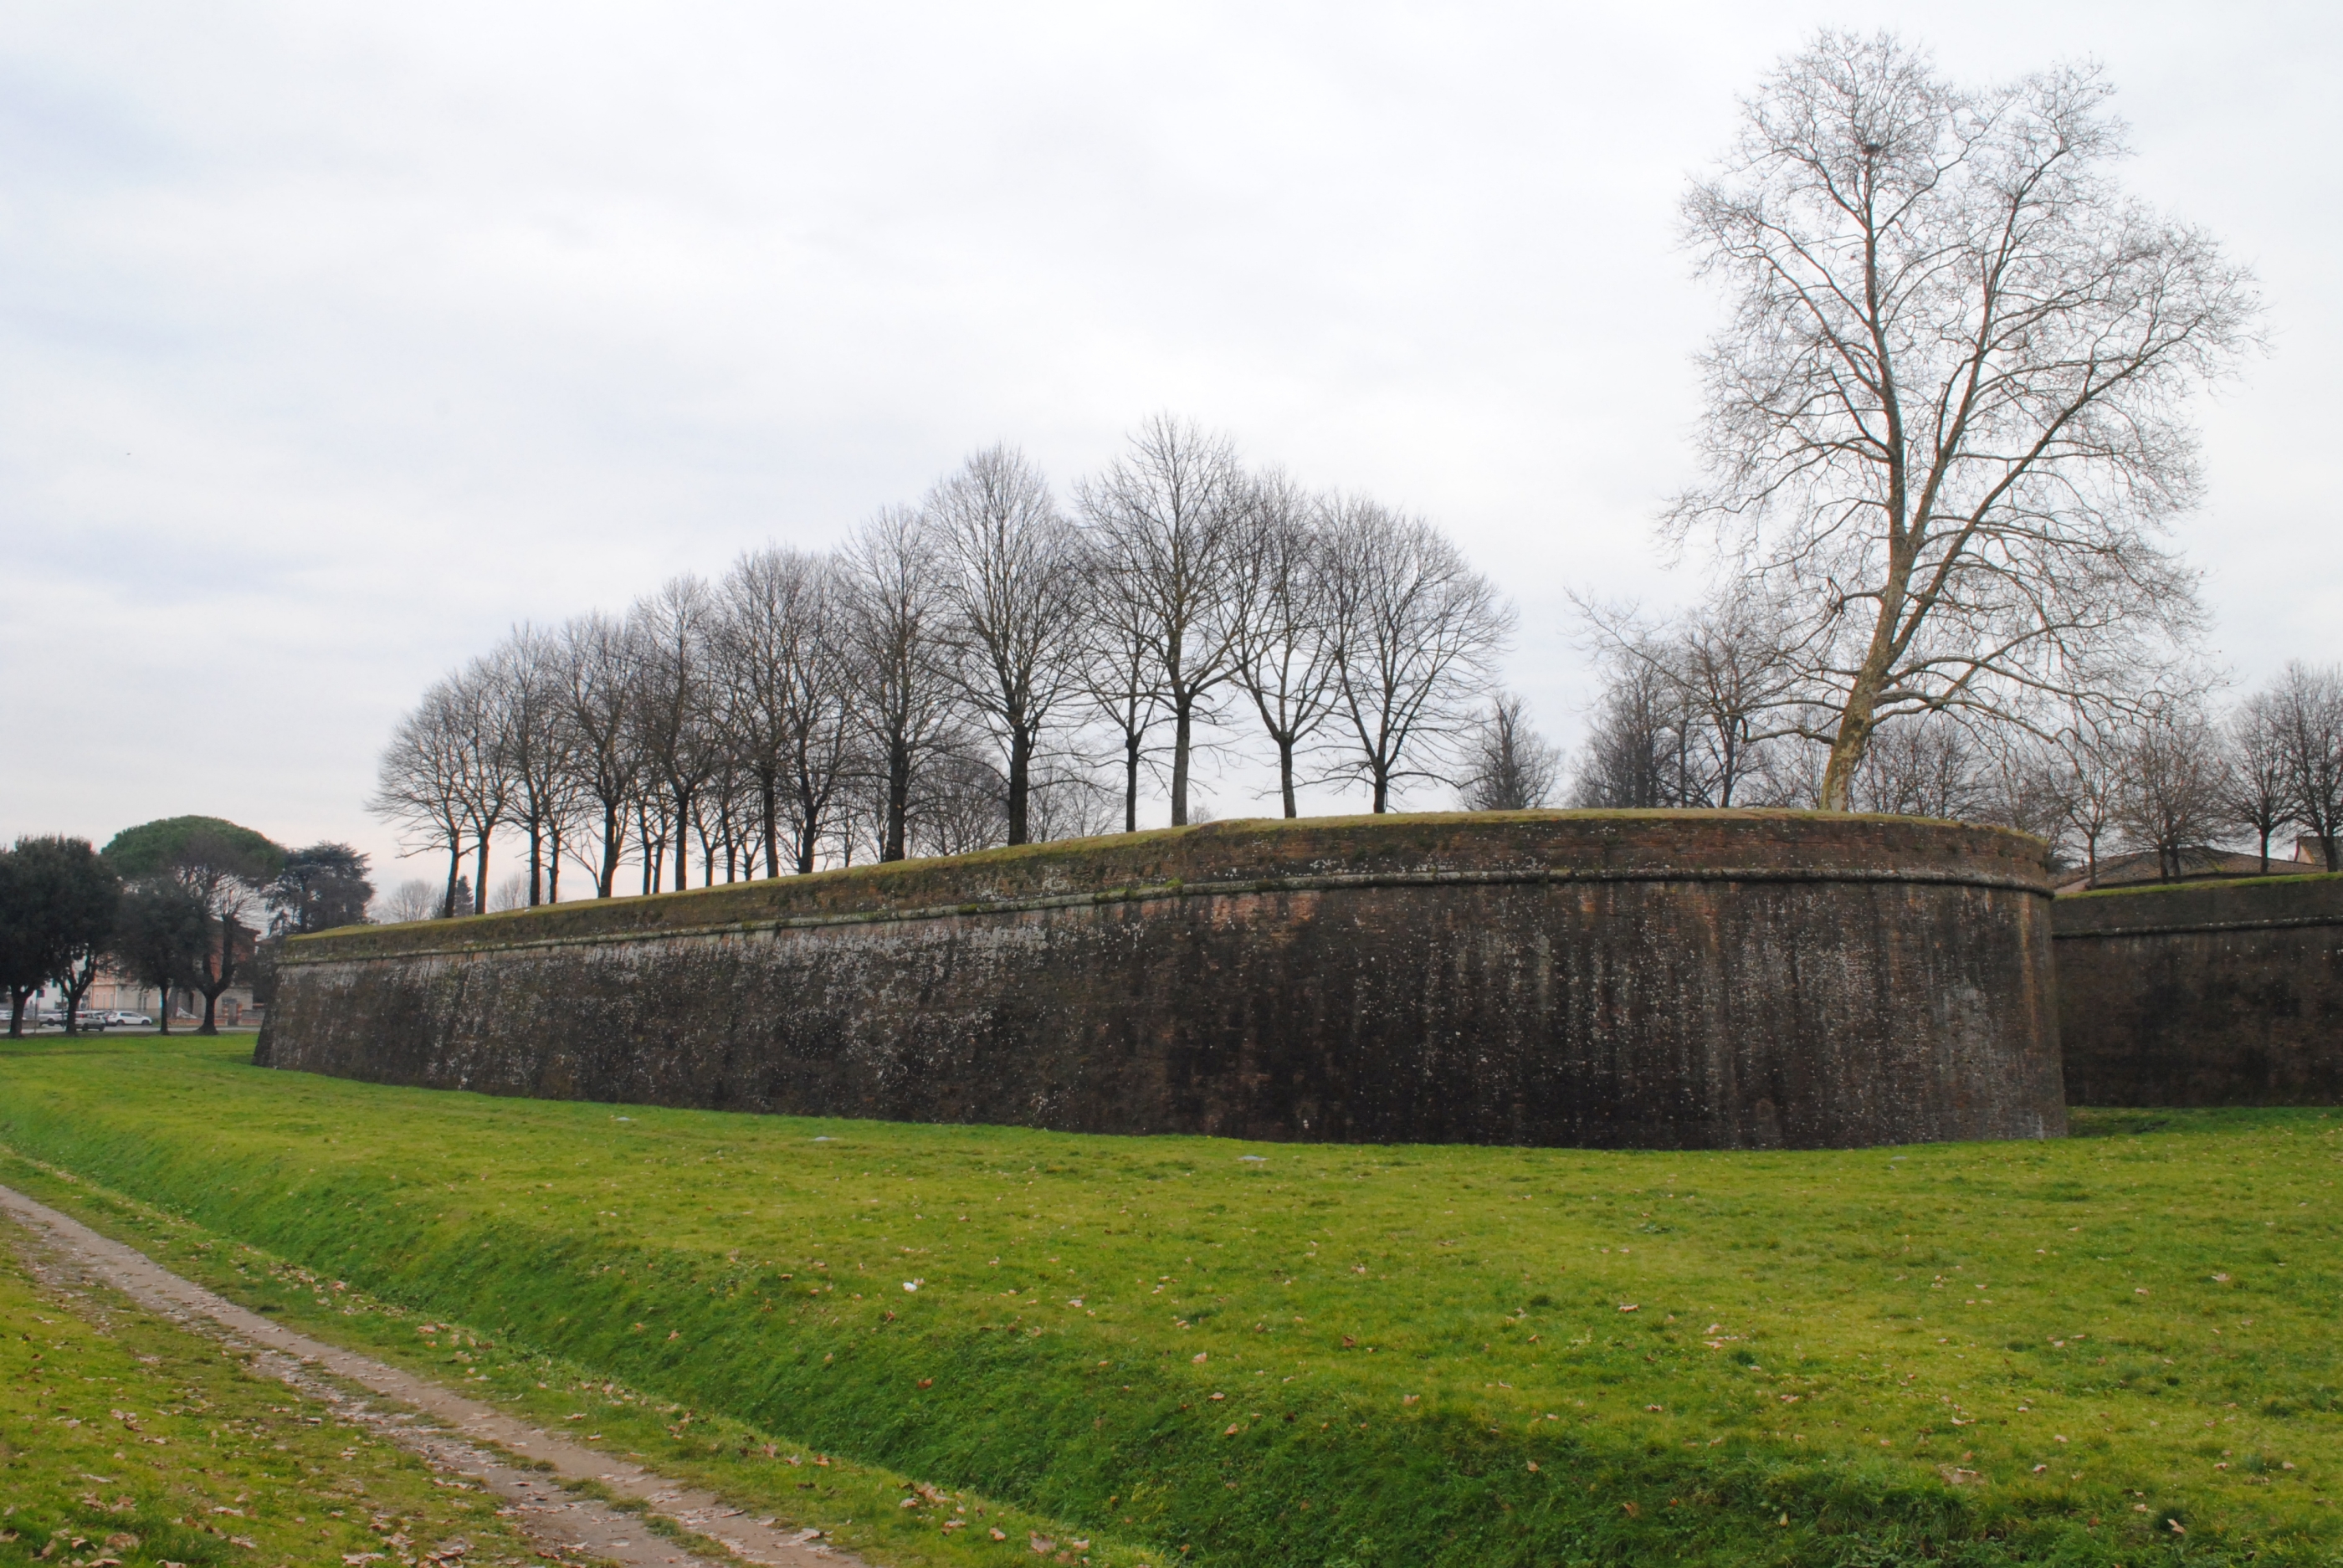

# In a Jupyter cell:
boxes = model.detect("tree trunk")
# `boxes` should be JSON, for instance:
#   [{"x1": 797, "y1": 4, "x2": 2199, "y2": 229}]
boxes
[
  {"x1": 1277, "y1": 736, "x2": 1298, "y2": 818},
  {"x1": 884, "y1": 743, "x2": 910, "y2": 862},
  {"x1": 527, "y1": 817, "x2": 544, "y2": 906},
  {"x1": 473, "y1": 838, "x2": 491, "y2": 914},
  {"x1": 1371, "y1": 769, "x2": 1389, "y2": 814},
  {"x1": 795, "y1": 801, "x2": 820, "y2": 876},
  {"x1": 762, "y1": 777, "x2": 782, "y2": 879},
  {"x1": 443, "y1": 842, "x2": 464, "y2": 920},
  {"x1": 671, "y1": 789, "x2": 694, "y2": 890},
  {"x1": 547, "y1": 822, "x2": 562, "y2": 903},
  {"x1": 1170, "y1": 703, "x2": 1192, "y2": 826},
  {"x1": 1123, "y1": 734, "x2": 1141, "y2": 833},
  {"x1": 599, "y1": 801, "x2": 623, "y2": 897},
  {"x1": 1006, "y1": 729, "x2": 1033, "y2": 846},
  {"x1": 60, "y1": 956, "x2": 95, "y2": 1035}
]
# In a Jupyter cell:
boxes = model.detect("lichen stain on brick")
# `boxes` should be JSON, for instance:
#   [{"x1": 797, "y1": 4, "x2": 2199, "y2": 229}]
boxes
[{"x1": 258, "y1": 810, "x2": 2065, "y2": 1150}]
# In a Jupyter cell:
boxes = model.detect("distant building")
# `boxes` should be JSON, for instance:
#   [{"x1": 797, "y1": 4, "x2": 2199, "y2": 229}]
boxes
[{"x1": 2055, "y1": 847, "x2": 2294, "y2": 897}]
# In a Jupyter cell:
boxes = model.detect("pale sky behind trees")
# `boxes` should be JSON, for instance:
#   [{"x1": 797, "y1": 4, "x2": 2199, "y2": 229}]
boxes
[{"x1": 4, "y1": 2, "x2": 2338, "y2": 879}]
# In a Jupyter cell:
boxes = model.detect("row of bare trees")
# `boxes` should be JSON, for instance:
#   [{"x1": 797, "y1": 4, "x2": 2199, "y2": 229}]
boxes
[
  {"x1": 370, "y1": 419, "x2": 1519, "y2": 913},
  {"x1": 1570, "y1": 609, "x2": 2343, "y2": 884}
]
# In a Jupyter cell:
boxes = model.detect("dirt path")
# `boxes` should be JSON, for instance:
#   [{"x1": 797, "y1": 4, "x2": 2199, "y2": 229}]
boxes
[{"x1": 0, "y1": 1183, "x2": 867, "y2": 1568}]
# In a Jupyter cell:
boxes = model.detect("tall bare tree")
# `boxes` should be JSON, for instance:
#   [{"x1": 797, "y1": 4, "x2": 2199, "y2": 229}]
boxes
[
  {"x1": 1674, "y1": 31, "x2": 2260, "y2": 808},
  {"x1": 443, "y1": 658, "x2": 515, "y2": 914},
  {"x1": 1228, "y1": 470, "x2": 1342, "y2": 817},
  {"x1": 2039, "y1": 709, "x2": 2130, "y2": 888},
  {"x1": 1323, "y1": 499, "x2": 1513, "y2": 812},
  {"x1": 926, "y1": 445, "x2": 1088, "y2": 844},
  {"x1": 556, "y1": 612, "x2": 643, "y2": 897},
  {"x1": 2115, "y1": 707, "x2": 2232, "y2": 881},
  {"x1": 1079, "y1": 417, "x2": 1248, "y2": 827},
  {"x1": 843, "y1": 508, "x2": 958, "y2": 862},
  {"x1": 1076, "y1": 540, "x2": 1165, "y2": 834},
  {"x1": 776, "y1": 558, "x2": 860, "y2": 874},
  {"x1": 489, "y1": 625, "x2": 575, "y2": 906},
  {"x1": 1460, "y1": 694, "x2": 1563, "y2": 812},
  {"x1": 628, "y1": 576, "x2": 724, "y2": 890},
  {"x1": 1577, "y1": 587, "x2": 1806, "y2": 807},
  {"x1": 1569, "y1": 660, "x2": 1682, "y2": 809},
  {"x1": 2225, "y1": 689, "x2": 2294, "y2": 873},
  {"x1": 2264, "y1": 662, "x2": 2343, "y2": 870},
  {"x1": 1848, "y1": 719, "x2": 1996, "y2": 820},
  {"x1": 717, "y1": 546, "x2": 819, "y2": 878},
  {"x1": 369, "y1": 679, "x2": 474, "y2": 916}
]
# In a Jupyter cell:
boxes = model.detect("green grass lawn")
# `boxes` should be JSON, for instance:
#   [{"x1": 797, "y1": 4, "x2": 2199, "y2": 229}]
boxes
[
  {"x1": 0, "y1": 1202, "x2": 556, "y2": 1566},
  {"x1": 1, "y1": 1037, "x2": 2337, "y2": 1567}
]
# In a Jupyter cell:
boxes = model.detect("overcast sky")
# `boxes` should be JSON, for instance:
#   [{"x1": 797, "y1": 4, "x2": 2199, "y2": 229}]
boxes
[{"x1": 5, "y1": 2, "x2": 2338, "y2": 892}]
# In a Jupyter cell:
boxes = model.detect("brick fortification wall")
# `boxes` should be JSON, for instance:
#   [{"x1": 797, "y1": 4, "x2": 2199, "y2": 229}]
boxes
[
  {"x1": 259, "y1": 812, "x2": 2064, "y2": 1150},
  {"x1": 2053, "y1": 873, "x2": 2343, "y2": 1105}
]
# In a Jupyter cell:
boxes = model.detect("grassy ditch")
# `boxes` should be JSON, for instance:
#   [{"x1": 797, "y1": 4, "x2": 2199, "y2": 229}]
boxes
[
  {"x1": 1, "y1": 1037, "x2": 2339, "y2": 1566},
  {"x1": 0, "y1": 1212, "x2": 558, "y2": 1566}
]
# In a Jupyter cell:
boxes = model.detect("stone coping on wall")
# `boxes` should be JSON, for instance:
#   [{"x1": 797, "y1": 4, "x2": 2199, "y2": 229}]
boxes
[
  {"x1": 2051, "y1": 869, "x2": 2343, "y2": 939},
  {"x1": 292, "y1": 809, "x2": 2054, "y2": 964}
]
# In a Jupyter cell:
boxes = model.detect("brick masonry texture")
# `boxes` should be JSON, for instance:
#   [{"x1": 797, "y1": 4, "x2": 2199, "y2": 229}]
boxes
[
  {"x1": 2053, "y1": 872, "x2": 2343, "y2": 1105},
  {"x1": 257, "y1": 811, "x2": 2065, "y2": 1150}
]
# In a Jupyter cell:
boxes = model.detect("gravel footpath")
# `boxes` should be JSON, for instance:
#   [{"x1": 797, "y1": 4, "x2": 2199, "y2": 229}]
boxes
[{"x1": 0, "y1": 1182, "x2": 867, "y2": 1568}]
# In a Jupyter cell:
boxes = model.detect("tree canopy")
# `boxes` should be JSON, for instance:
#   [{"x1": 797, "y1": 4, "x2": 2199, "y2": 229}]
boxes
[{"x1": 103, "y1": 817, "x2": 286, "y2": 897}]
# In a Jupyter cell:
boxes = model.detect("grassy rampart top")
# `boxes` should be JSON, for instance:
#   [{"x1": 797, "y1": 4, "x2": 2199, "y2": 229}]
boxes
[
  {"x1": 2051, "y1": 869, "x2": 2343, "y2": 936},
  {"x1": 294, "y1": 809, "x2": 2049, "y2": 963}
]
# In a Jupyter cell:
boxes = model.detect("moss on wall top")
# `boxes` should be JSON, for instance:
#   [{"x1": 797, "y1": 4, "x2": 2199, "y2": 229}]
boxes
[
  {"x1": 295, "y1": 808, "x2": 2051, "y2": 964},
  {"x1": 2051, "y1": 868, "x2": 2343, "y2": 935}
]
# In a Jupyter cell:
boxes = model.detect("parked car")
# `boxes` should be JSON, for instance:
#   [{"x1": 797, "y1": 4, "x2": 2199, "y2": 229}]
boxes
[{"x1": 111, "y1": 1012, "x2": 154, "y2": 1027}]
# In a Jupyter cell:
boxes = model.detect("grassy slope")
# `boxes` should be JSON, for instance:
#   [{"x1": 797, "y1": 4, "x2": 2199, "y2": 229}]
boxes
[
  {"x1": 1, "y1": 1039, "x2": 2338, "y2": 1567},
  {"x1": 0, "y1": 1213, "x2": 556, "y2": 1567}
]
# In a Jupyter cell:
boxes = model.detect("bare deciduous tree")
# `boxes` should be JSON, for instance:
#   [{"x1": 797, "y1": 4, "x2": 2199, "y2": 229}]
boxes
[
  {"x1": 843, "y1": 507, "x2": 958, "y2": 862},
  {"x1": 490, "y1": 624, "x2": 576, "y2": 906},
  {"x1": 556, "y1": 612, "x2": 643, "y2": 897},
  {"x1": 2264, "y1": 662, "x2": 2343, "y2": 871},
  {"x1": 1569, "y1": 661, "x2": 1679, "y2": 809},
  {"x1": 1848, "y1": 720, "x2": 1995, "y2": 821},
  {"x1": 368, "y1": 679, "x2": 473, "y2": 916},
  {"x1": 629, "y1": 576, "x2": 723, "y2": 890},
  {"x1": 1674, "y1": 31, "x2": 2259, "y2": 808},
  {"x1": 1079, "y1": 416, "x2": 1248, "y2": 827},
  {"x1": 1076, "y1": 539, "x2": 1164, "y2": 834},
  {"x1": 1577, "y1": 588, "x2": 1806, "y2": 807},
  {"x1": 2225, "y1": 689, "x2": 2294, "y2": 873},
  {"x1": 2039, "y1": 710, "x2": 2130, "y2": 888},
  {"x1": 1324, "y1": 500, "x2": 1513, "y2": 812},
  {"x1": 2114, "y1": 707, "x2": 2231, "y2": 881},
  {"x1": 1229, "y1": 470, "x2": 1342, "y2": 817},
  {"x1": 375, "y1": 879, "x2": 443, "y2": 925},
  {"x1": 926, "y1": 445, "x2": 1088, "y2": 845},
  {"x1": 1459, "y1": 694, "x2": 1562, "y2": 811}
]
